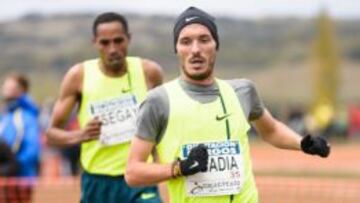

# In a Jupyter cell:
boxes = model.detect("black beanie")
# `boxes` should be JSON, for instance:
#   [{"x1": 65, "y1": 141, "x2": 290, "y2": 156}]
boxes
[{"x1": 173, "y1": 7, "x2": 219, "y2": 53}]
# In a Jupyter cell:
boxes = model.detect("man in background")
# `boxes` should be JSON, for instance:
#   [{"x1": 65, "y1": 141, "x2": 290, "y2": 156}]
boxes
[{"x1": 46, "y1": 12, "x2": 164, "y2": 203}]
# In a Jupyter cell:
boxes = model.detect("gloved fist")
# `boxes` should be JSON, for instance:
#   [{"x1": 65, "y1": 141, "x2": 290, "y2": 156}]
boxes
[
  {"x1": 301, "y1": 135, "x2": 330, "y2": 158},
  {"x1": 179, "y1": 144, "x2": 209, "y2": 176}
]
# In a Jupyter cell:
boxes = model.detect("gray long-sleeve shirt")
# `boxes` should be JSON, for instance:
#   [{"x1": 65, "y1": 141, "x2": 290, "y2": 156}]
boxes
[{"x1": 136, "y1": 78, "x2": 265, "y2": 143}]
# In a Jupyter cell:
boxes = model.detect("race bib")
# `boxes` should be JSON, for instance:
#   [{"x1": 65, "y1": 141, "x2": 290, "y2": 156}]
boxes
[
  {"x1": 89, "y1": 94, "x2": 138, "y2": 146},
  {"x1": 182, "y1": 141, "x2": 245, "y2": 197}
]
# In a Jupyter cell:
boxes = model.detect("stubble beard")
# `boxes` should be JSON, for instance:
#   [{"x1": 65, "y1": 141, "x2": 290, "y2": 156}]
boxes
[
  {"x1": 102, "y1": 57, "x2": 126, "y2": 73},
  {"x1": 182, "y1": 60, "x2": 215, "y2": 81},
  {"x1": 109, "y1": 60, "x2": 122, "y2": 70}
]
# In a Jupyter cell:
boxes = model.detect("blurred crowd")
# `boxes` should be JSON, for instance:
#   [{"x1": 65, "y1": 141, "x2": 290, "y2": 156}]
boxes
[
  {"x1": 284, "y1": 104, "x2": 360, "y2": 139},
  {"x1": 0, "y1": 73, "x2": 79, "y2": 202}
]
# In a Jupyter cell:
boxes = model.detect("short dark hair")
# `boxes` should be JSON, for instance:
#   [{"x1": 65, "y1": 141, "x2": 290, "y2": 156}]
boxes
[
  {"x1": 92, "y1": 12, "x2": 129, "y2": 37},
  {"x1": 7, "y1": 73, "x2": 29, "y2": 93}
]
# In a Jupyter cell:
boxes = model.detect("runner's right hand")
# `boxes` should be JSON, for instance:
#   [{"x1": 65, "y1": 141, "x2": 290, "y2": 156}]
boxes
[
  {"x1": 179, "y1": 144, "x2": 209, "y2": 176},
  {"x1": 80, "y1": 117, "x2": 102, "y2": 142}
]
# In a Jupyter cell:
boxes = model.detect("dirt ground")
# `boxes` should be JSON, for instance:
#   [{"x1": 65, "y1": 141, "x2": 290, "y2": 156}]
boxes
[
  {"x1": 250, "y1": 141, "x2": 360, "y2": 203},
  {"x1": 251, "y1": 141, "x2": 360, "y2": 176},
  {"x1": 30, "y1": 142, "x2": 360, "y2": 203}
]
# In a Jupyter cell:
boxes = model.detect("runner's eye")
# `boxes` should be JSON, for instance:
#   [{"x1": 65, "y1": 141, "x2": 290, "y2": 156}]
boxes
[
  {"x1": 99, "y1": 40, "x2": 110, "y2": 46},
  {"x1": 179, "y1": 38, "x2": 192, "y2": 46},
  {"x1": 199, "y1": 36, "x2": 211, "y2": 44},
  {"x1": 113, "y1": 37, "x2": 124, "y2": 44}
]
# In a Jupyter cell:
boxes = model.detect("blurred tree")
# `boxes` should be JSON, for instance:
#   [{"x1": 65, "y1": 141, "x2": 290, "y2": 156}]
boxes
[{"x1": 309, "y1": 10, "x2": 340, "y2": 132}]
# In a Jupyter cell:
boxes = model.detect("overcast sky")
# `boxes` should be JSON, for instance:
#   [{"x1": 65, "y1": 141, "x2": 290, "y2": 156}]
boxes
[{"x1": 1, "y1": 0, "x2": 360, "y2": 21}]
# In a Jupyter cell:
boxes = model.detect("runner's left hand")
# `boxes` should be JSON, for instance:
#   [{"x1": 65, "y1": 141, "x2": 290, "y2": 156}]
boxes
[{"x1": 301, "y1": 135, "x2": 330, "y2": 158}]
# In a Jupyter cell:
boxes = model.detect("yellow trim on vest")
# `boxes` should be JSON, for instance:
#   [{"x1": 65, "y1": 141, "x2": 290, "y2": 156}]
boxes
[
  {"x1": 78, "y1": 57, "x2": 147, "y2": 176},
  {"x1": 157, "y1": 79, "x2": 258, "y2": 203}
]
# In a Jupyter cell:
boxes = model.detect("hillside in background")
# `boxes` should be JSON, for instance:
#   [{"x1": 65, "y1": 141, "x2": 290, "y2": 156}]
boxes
[{"x1": 0, "y1": 13, "x2": 359, "y2": 105}]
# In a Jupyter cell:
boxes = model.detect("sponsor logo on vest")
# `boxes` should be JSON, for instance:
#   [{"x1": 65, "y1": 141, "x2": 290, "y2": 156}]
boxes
[
  {"x1": 215, "y1": 113, "x2": 232, "y2": 121},
  {"x1": 121, "y1": 88, "x2": 131, "y2": 93}
]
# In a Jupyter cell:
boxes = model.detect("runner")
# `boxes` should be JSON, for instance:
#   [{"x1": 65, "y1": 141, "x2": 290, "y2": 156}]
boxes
[
  {"x1": 125, "y1": 7, "x2": 330, "y2": 203},
  {"x1": 46, "y1": 12, "x2": 163, "y2": 203}
]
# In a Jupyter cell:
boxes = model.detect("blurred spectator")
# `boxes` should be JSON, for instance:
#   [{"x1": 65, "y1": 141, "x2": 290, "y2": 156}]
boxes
[
  {"x1": 286, "y1": 106, "x2": 307, "y2": 136},
  {"x1": 0, "y1": 141, "x2": 19, "y2": 176},
  {"x1": 348, "y1": 104, "x2": 360, "y2": 138},
  {"x1": 0, "y1": 73, "x2": 41, "y2": 202},
  {"x1": 38, "y1": 97, "x2": 55, "y2": 133},
  {"x1": 305, "y1": 105, "x2": 348, "y2": 139}
]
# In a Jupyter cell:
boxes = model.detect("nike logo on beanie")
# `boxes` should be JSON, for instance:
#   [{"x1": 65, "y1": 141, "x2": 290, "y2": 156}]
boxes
[{"x1": 185, "y1": 16, "x2": 199, "y2": 22}]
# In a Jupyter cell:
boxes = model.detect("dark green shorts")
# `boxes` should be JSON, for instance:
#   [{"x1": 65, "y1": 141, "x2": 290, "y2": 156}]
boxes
[{"x1": 81, "y1": 171, "x2": 161, "y2": 203}]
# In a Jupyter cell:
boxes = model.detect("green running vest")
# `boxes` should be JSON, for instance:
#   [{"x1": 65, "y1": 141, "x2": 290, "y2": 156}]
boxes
[
  {"x1": 157, "y1": 79, "x2": 259, "y2": 203},
  {"x1": 78, "y1": 57, "x2": 147, "y2": 175}
]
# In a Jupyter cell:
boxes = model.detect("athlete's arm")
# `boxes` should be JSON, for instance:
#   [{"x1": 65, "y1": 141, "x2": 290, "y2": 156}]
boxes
[
  {"x1": 252, "y1": 109, "x2": 302, "y2": 150},
  {"x1": 125, "y1": 137, "x2": 173, "y2": 187},
  {"x1": 126, "y1": 86, "x2": 171, "y2": 186},
  {"x1": 142, "y1": 59, "x2": 164, "y2": 89},
  {"x1": 46, "y1": 64, "x2": 101, "y2": 146}
]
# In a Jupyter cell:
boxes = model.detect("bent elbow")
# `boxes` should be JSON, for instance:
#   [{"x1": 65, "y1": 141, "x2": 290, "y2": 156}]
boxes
[
  {"x1": 124, "y1": 172, "x2": 136, "y2": 187},
  {"x1": 125, "y1": 165, "x2": 143, "y2": 187},
  {"x1": 45, "y1": 129, "x2": 55, "y2": 145},
  {"x1": 45, "y1": 128, "x2": 64, "y2": 147}
]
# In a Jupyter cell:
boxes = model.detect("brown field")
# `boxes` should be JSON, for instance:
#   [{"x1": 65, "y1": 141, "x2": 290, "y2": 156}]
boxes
[
  {"x1": 251, "y1": 140, "x2": 360, "y2": 176},
  {"x1": 251, "y1": 141, "x2": 360, "y2": 203}
]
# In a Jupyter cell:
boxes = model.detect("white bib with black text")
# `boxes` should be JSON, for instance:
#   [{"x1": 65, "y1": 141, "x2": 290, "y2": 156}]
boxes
[
  {"x1": 88, "y1": 94, "x2": 138, "y2": 146},
  {"x1": 182, "y1": 140, "x2": 245, "y2": 197}
]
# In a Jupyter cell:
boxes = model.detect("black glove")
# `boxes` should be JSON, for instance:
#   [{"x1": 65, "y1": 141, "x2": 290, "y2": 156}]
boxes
[
  {"x1": 301, "y1": 135, "x2": 330, "y2": 158},
  {"x1": 179, "y1": 144, "x2": 209, "y2": 176}
]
